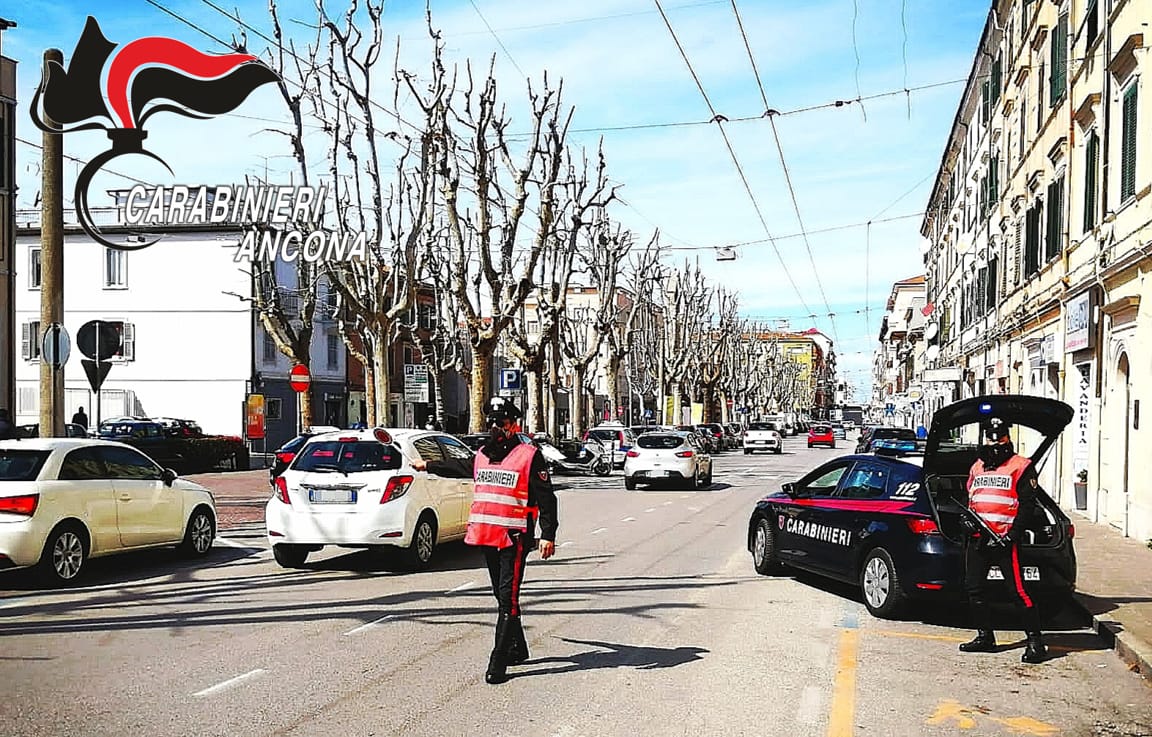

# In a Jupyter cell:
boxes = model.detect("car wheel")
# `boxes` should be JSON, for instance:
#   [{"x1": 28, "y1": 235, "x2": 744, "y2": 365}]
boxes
[
  {"x1": 178, "y1": 506, "x2": 215, "y2": 556},
  {"x1": 625, "y1": 477, "x2": 637, "y2": 490},
  {"x1": 36, "y1": 523, "x2": 88, "y2": 586},
  {"x1": 594, "y1": 459, "x2": 612, "y2": 477},
  {"x1": 403, "y1": 514, "x2": 437, "y2": 571},
  {"x1": 273, "y1": 544, "x2": 310, "y2": 568},
  {"x1": 702, "y1": 467, "x2": 713, "y2": 486},
  {"x1": 860, "y1": 548, "x2": 907, "y2": 619},
  {"x1": 752, "y1": 518, "x2": 782, "y2": 575},
  {"x1": 743, "y1": 449, "x2": 751, "y2": 455}
]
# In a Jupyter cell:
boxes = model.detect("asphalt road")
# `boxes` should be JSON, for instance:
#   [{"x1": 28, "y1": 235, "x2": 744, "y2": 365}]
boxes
[{"x1": 2, "y1": 442, "x2": 1150, "y2": 737}]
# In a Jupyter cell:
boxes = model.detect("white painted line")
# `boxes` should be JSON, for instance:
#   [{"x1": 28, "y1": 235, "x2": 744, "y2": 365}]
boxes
[
  {"x1": 662, "y1": 501, "x2": 672, "y2": 506},
  {"x1": 193, "y1": 669, "x2": 267, "y2": 698},
  {"x1": 591, "y1": 527, "x2": 608, "y2": 535},
  {"x1": 448, "y1": 581, "x2": 476, "y2": 593},
  {"x1": 621, "y1": 516, "x2": 636, "y2": 522},
  {"x1": 687, "y1": 506, "x2": 700, "y2": 512},
  {"x1": 559, "y1": 541, "x2": 575, "y2": 548},
  {"x1": 645, "y1": 507, "x2": 656, "y2": 513},
  {"x1": 796, "y1": 684, "x2": 822, "y2": 725},
  {"x1": 344, "y1": 615, "x2": 395, "y2": 636},
  {"x1": 215, "y1": 537, "x2": 265, "y2": 550}
]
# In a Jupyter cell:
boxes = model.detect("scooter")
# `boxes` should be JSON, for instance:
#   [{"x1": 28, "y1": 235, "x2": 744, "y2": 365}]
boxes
[{"x1": 537, "y1": 437, "x2": 612, "y2": 477}]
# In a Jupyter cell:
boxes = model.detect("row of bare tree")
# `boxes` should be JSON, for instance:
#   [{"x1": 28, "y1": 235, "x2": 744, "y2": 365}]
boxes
[{"x1": 240, "y1": 2, "x2": 824, "y2": 433}]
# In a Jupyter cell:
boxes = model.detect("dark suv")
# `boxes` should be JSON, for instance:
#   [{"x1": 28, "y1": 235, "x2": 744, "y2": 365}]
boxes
[{"x1": 856, "y1": 426, "x2": 918, "y2": 454}]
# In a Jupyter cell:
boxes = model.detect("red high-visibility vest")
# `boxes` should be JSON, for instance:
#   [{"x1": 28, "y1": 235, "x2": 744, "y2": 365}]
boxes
[
  {"x1": 967, "y1": 454, "x2": 1031, "y2": 536},
  {"x1": 465, "y1": 442, "x2": 537, "y2": 548}
]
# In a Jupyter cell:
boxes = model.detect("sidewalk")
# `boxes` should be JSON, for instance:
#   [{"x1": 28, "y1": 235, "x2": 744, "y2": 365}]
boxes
[
  {"x1": 185, "y1": 469, "x2": 1152, "y2": 678},
  {"x1": 1067, "y1": 511, "x2": 1152, "y2": 679}
]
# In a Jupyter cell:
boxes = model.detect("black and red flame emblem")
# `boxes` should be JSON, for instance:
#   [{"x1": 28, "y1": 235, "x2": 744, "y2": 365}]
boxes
[{"x1": 30, "y1": 17, "x2": 278, "y2": 250}]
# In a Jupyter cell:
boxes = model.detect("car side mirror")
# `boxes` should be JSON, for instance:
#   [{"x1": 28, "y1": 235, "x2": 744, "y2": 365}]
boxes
[
  {"x1": 161, "y1": 468, "x2": 178, "y2": 486},
  {"x1": 782, "y1": 482, "x2": 797, "y2": 497}
]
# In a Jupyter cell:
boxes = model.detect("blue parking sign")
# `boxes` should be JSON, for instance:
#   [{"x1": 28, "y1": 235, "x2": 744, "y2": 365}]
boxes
[{"x1": 499, "y1": 368, "x2": 522, "y2": 391}]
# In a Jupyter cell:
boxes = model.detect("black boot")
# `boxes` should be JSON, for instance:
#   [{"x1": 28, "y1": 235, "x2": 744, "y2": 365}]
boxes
[
  {"x1": 507, "y1": 616, "x2": 529, "y2": 665},
  {"x1": 485, "y1": 614, "x2": 511, "y2": 684},
  {"x1": 1021, "y1": 631, "x2": 1047, "y2": 664},
  {"x1": 959, "y1": 630, "x2": 997, "y2": 652}
]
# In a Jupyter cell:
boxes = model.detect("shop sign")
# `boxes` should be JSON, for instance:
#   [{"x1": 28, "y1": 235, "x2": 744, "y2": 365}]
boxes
[{"x1": 1065, "y1": 291, "x2": 1095, "y2": 353}]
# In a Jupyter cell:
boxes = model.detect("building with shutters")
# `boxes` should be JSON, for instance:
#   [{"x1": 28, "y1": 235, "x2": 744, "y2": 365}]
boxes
[
  {"x1": 871, "y1": 275, "x2": 927, "y2": 429},
  {"x1": 918, "y1": 0, "x2": 1150, "y2": 541},
  {"x1": 0, "y1": 19, "x2": 16, "y2": 418}
]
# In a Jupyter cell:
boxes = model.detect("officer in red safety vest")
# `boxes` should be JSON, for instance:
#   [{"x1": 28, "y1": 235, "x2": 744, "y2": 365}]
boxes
[
  {"x1": 959, "y1": 415, "x2": 1047, "y2": 663},
  {"x1": 466, "y1": 396, "x2": 558, "y2": 684}
]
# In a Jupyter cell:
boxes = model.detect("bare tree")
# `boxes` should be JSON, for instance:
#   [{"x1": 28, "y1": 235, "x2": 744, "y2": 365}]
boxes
[
  {"x1": 603, "y1": 231, "x2": 664, "y2": 424},
  {"x1": 318, "y1": 4, "x2": 448, "y2": 425},
  {"x1": 437, "y1": 56, "x2": 598, "y2": 431},
  {"x1": 656, "y1": 261, "x2": 712, "y2": 424}
]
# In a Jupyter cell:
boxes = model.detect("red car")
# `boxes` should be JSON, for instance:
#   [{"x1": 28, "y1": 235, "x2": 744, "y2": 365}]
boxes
[{"x1": 807, "y1": 424, "x2": 835, "y2": 448}]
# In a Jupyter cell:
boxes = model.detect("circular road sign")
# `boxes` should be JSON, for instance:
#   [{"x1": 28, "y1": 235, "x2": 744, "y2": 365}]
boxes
[
  {"x1": 289, "y1": 364, "x2": 312, "y2": 393},
  {"x1": 41, "y1": 323, "x2": 71, "y2": 368},
  {"x1": 77, "y1": 320, "x2": 122, "y2": 361}
]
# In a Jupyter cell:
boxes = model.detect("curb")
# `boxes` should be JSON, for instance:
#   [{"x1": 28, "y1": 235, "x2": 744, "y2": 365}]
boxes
[{"x1": 1073, "y1": 593, "x2": 1152, "y2": 679}]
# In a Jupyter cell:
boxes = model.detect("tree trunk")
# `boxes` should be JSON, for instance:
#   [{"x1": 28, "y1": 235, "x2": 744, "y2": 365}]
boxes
[
  {"x1": 433, "y1": 366, "x2": 447, "y2": 429},
  {"x1": 528, "y1": 368, "x2": 544, "y2": 434},
  {"x1": 363, "y1": 359, "x2": 377, "y2": 427},
  {"x1": 548, "y1": 332, "x2": 561, "y2": 438},
  {"x1": 605, "y1": 354, "x2": 621, "y2": 425},
  {"x1": 299, "y1": 387, "x2": 313, "y2": 431},
  {"x1": 571, "y1": 364, "x2": 586, "y2": 438},
  {"x1": 372, "y1": 342, "x2": 389, "y2": 427},
  {"x1": 470, "y1": 344, "x2": 494, "y2": 432}
]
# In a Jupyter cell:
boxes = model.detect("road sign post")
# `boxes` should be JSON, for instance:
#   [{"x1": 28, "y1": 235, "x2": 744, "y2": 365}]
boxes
[{"x1": 78, "y1": 320, "x2": 123, "y2": 429}]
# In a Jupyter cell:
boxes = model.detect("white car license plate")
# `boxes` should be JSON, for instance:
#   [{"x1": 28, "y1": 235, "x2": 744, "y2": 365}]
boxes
[
  {"x1": 987, "y1": 566, "x2": 1039, "y2": 581},
  {"x1": 309, "y1": 488, "x2": 356, "y2": 504}
]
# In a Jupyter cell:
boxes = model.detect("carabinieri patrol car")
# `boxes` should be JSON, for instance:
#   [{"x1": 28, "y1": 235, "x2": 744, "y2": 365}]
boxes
[{"x1": 747, "y1": 396, "x2": 1077, "y2": 618}]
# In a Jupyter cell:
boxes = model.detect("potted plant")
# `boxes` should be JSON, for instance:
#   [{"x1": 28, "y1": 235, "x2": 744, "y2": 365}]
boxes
[{"x1": 1074, "y1": 469, "x2": 1088, "y2": 510}]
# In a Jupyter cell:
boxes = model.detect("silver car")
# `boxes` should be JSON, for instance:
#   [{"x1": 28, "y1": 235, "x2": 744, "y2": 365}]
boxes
[{"x1": 623, "y1": 432, "x2": 713, "y2": 490}]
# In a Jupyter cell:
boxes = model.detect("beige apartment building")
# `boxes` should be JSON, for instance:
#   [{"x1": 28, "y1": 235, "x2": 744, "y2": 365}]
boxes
[
  {"x1": 872, "y1": 275, "x2": 927, "y2": 429},
  {"x1": 919, "y1": 0, "x2": 1150, "y2": 540}
]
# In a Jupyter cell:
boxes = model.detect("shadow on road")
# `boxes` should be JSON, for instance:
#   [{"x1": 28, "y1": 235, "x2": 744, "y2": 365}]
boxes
[
  {"x1": 0, "y1": 546, "x2": 258, "y2": 592},
  {"x1": 512, "y1": 636, "x2": 708, "y2": 679}
]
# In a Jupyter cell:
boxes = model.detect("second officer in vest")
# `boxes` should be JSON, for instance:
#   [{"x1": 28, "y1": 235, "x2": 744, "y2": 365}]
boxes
[
  {"x1": 959, "y1": 415, "x2": 1047, "y2": 663},
  {"x1": 465, "y1": 397, "x2": 558, "y2": 684}
]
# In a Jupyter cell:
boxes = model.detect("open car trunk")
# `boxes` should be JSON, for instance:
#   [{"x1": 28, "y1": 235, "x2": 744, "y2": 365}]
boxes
[{"x1": 921, "y1": 396, "x2": 1075, "y2": 549}]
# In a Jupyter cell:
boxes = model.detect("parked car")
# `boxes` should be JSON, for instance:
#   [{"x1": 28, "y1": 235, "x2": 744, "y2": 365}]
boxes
[
  {"x1": 624, "y1": 431, "x2": 712, "y2": 490},
  {"x1": 748, "y1": 395, "x2": 1077, "y2": 618},
  {"x1": 266, "y1": 428, "x2": 476, "y2": 570},
  {"x1": 698, "y1": 423, "x2": 730, "y2": 451},
  {"x1": 856, "y1": 426, "x2": 918, "y2": 454},
  {"x1": 743, "y1": 422, "x2": 782, "y2": 454},
  {"x1": 583, "y1": 424, "x2": 638, "y2": 469},
  {"x1": 831, "y1": 423, "x2": 848, "y2": 441},
  {"x1": 0, "y1": 438, "x2": 216, "y2": 585},
  {"x1": 154, "y1": 418, "x2": 204, "y2": 438},
  {"x1": 269, "y1": 433, "x2": 317, "y2": 485},
  {"x1": 16, "y1": 423, "x2": 89, "y2": 439},
  {"x1": 807, "y1": 424, "x2": 836, "y2": 448}
]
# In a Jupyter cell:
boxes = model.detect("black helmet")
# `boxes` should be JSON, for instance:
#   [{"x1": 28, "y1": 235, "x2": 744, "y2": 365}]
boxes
[
  {"x1": 980, "y1": 416, "x2": 1012, "y2": 442},
  {"x1": 485, "y1": 396, "x2": 522, "y2": 427}
]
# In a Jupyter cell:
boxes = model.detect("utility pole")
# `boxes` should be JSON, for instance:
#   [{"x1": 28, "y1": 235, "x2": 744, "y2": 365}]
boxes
[{"x1": 38, "y1": 48, "x2": 65, "y2": 438}]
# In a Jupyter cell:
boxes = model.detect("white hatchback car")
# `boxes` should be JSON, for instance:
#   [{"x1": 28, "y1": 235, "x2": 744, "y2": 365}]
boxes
[
  {"x1": 623, "y1": 431, "x2": 713, "y2": 490},
  {"x1": 0, "y1": 439, "x2": 217, "y2": 585},
  {"x1": 266, "y1": 428, "x2": 476, "y2": 570}
]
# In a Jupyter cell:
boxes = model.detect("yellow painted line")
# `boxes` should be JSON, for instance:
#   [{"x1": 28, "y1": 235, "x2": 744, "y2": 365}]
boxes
[
  {"x1": 989, "y1": 716, "x2": 1059, "y2": 735},
  {"x1": 926, "y1": 700, "x2": 977, "y2": 729},
  {"x1": 826, "y1": 629, "x2": 859, "y2": 737}
]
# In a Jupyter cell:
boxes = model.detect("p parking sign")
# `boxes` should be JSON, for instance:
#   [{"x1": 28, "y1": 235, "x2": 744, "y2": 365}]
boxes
[{"x1": 499, "y1": 368, "x2": 522, "y2": 391}]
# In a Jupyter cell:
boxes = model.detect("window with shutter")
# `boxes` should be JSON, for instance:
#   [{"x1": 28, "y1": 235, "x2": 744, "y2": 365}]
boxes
[
  {"x1": 29, "y1": 248, "x2": 42, "y2": 290},
  {"x1": 1025, "y1": 201, "x2": 1042, "y2": 277},
  {"x1": 23, "y1": 321, "x2": 41, "y2": 361},
  {"x1": 1050, "y1": 14, "x2": 1067, "y2": 107},
  {"x1": 987, "y1": 257, "x2": 998, "y2": 314},
  {"x1": 1037, "y1": 61, "x2": 1045, "y2": 131},
  {"x1": 991, "y1": 55, "x2": 1002, "y2": 106},
  {"x1": 1121, "y1": 83, "x2": 1138, "y2": 201},
  {"x1": 1085, "y1": 0, "x2": 1099, "y2": 48},
  {"x1": 1084, "y1": 131, "x2": 1099, "y2": 232},
  {"x1": 990, "y1": 157, "x2": 999, "y2": 209},
  {"x1": 1013, "y1": 220, "x2": 1023, "y2": 286},
  {"x1": 121, "y1": 323, "x2": 135, "y2": 361},
  {"x1": 977, "y1": 267, "x2": 988, "y2": 315},
  {"x1": 1046, "y1": 179, "x2": 1064, "y2": 261}
]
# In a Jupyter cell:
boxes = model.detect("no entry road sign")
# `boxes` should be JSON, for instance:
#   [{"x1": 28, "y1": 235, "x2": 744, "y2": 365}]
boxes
[{"x1": 290, "y1": 364, "x2": 312, "y2": 393}]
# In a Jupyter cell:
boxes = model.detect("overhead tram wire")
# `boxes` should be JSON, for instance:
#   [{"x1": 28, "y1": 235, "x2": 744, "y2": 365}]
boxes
[
  {"x1": 851, "y1": 0, "x2": 866, "y2": 122},
  {"x1": 652, "y1": 0, "x2": 816, "y2": 326},
  {"x1": 729, "y1": 0, "x2": 840, "y2": 346},
  {"x1": 901, "y1": 0, "x2": 911, "y2": 118},
  {"x1": 662, "y1": 211, "x2": 924, "y2": 251},
  {"x1": 469, "y1": 0, "x2": 527, "y2": 79},
  {"x1": 17, "y1": 137, "x2": 155, "y2": 188}
]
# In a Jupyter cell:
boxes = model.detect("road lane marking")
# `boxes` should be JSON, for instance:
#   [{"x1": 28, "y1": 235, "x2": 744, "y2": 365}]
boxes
[
  {"x1": 621, "y1": 517, "x2": 636, "y2": 522},
  {"x1": 193, "y1": 669, "x2": 267, "y2": 697},
  {"x1": 662, "y1": 501, "x2": 672, "y2": 506},
  {"x1": 344, "y1": 615, "x2": 395, "y2": 636},
  {"x1": 826, "y1": 630, "x2": 859, "y2": 737},
  {"x1": 687, "y1": 506, "x2": 699, "y2": 512},
  {"x1": 645, "y1": 508, "x2": 656, "y2": 513},
  {"x1": 591, "y1": 527, "x2": 608, "y2": 535},
  {"x1": 559, "y1": 541, "x2": 574, "y2": 547},
  {"x1": 447, "y1": 581, "x2": 476, "y2": 593},
  {"x1": 796, "y1": 684, "x2": 822, "y2": 725}
]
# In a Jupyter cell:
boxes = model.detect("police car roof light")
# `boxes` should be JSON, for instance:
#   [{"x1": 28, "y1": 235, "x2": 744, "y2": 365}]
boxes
[{"x1": 978, "y1": 403, "x2": 993, "y2": 414}]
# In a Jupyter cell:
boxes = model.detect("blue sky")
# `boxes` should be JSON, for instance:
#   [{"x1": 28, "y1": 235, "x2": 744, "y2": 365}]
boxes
[{"x1": 6, "y1": 0, "x2": 988, "y2": 398}]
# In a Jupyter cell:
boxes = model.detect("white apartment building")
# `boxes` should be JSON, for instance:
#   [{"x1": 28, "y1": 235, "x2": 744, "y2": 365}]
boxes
[
  {"x1": 14, "y1": 194, "x2": 345, "y2": 450},
  {"x1": 872, "y1": 275, "x2": 927, "y2": 429},
  {"x1": 919, "y1": 0, "x2": 1150, "y2": 540}
]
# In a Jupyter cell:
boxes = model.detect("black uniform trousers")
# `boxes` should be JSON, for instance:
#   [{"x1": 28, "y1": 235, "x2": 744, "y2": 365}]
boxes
[
  {"x1": 481, "y1": 528, "x2": 533, "y2": 665},
  {"x1": 964, "y1": 537, "x2": 1040, "y2": 632}
]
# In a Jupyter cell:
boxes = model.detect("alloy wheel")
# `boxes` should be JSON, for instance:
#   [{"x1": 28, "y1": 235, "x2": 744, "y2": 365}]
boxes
[
  {"x1": 190, "y1": 513, "x2": 214, "y2": 553},
  {"x1": 863, "y1": 556, "x2": 890, "y2": 609},
  {"x1": 753, "y1": 525, "x2": 767, "y2": 565},
  {"x1": 416, "y1": 522, "x2": 434, "y2": 563},
  {"x1": 53, "y1": 532, "x2": 84, "y2": 580}
]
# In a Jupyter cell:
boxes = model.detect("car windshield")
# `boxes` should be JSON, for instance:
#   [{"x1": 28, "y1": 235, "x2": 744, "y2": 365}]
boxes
[
  {"x1": 873, "y1": 428, "x2": 917, "y2": 441},
  {"x1": 0, "y1": 449, "x2": 51, "y2": 481},
  {"x1": 811, "y1": 425, "x2": 830, "y2": 433},
  {"x1": 587, "y1": 430, "x2": 619, "y2": 443},
  {"x1": 294, "y1": 440, "x2": 402, "y2": 474},
  {"x1": 637, "y1": 435, "x2": 685, "y2": 450}
]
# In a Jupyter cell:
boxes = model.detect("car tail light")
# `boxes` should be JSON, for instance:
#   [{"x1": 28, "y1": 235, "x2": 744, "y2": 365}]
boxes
[
  {"x1": 906, "y1": 517, "x2": 940, "y2": 535},
  {"x1": 381, "y1": 475, "x2": 415, "y2": 503},
  {"x1": 274, "y1": 477, "x2": 291, "y2": 505},
  {"x1": 0, "y1": 494, "x2": 39, "y2": 517},
  {"x1": 276, "y1": 452, "x2": 295, "y2": 465},
  {"x1": 626, "y1": 450, "x2": 640, "y2": 458},
  {"x1": 675, "y1": 450, "x2": 694, "y2": 458},
  {"x1": 1068, "y1": 523, "x2": 1075, "y2": 539}
]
